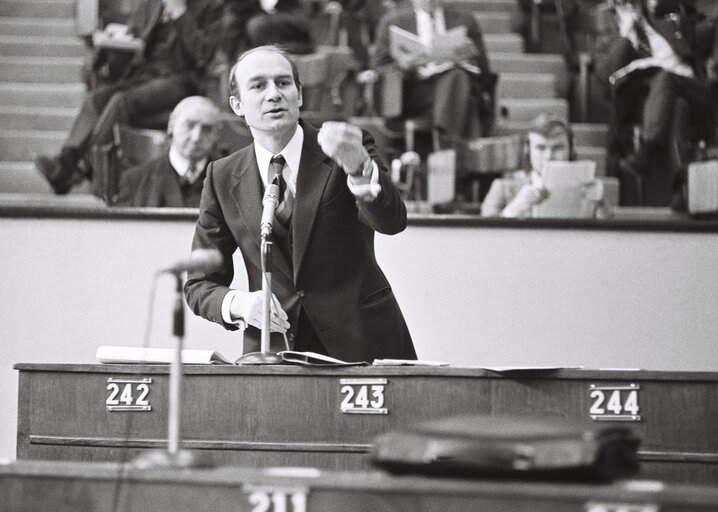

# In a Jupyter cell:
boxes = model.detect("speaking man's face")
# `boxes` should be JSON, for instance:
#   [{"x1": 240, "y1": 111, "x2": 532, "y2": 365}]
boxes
[{"x1": 230, "y1": 50, "x2": 302, "y2": 139}]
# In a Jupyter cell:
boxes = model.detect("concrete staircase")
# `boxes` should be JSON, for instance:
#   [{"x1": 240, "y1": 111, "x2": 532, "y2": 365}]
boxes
[{"x1": 0, "y1": 0, "x2": 89, "y2": 194}]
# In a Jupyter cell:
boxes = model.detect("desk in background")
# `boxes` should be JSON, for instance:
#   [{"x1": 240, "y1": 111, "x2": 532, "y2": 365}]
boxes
[{"x1": 15, "y1": 364, "x2": 718, "y2": 484}]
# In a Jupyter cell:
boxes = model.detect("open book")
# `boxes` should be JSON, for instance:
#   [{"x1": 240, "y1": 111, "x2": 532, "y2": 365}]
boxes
[
  {"x1": 532, "y1": 160, "x2": 597, "y2": 218},
  {"x1": 389, "y1": 24, "x2": 476, "y2": 66},
  {"x1": 96, "y1": 345, "x2": 233, "y2": 364}
]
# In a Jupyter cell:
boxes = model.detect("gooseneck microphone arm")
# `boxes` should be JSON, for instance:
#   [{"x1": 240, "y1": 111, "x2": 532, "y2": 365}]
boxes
[{"x1": 133, "y1": 249, "x2": 223, "y2": 468}]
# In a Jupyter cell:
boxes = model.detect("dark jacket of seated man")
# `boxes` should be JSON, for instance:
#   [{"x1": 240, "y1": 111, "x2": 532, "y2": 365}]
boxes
[{"x1": 117, "y1": 95, "x2": 223, "y2": 207}]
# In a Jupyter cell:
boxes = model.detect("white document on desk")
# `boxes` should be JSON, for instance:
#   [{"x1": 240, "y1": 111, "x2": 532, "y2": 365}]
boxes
[{"x1": 532, "y1": 160, "x2": 596, "y2": 218}]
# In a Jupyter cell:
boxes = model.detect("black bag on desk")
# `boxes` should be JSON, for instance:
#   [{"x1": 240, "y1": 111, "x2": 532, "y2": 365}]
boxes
[{"x1": 371, "y1": 414, "x2": 640, "y2": 482}]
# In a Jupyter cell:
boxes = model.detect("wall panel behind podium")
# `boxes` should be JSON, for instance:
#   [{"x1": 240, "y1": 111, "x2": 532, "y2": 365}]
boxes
[{"x1": 2, "y1": 215, "x2": 718, "y2": 461}]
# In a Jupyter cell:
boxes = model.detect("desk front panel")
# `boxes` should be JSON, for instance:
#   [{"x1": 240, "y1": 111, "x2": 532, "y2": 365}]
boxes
[
  {"x1": 15, "y1": 365, "x2": 718, "y2": 483},
  {"x1": 3, "y1": 460, "x2": 718, "y2": 512}
]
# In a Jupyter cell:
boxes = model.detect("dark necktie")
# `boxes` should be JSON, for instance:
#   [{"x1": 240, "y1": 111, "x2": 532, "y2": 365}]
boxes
[
  {"x1": 269, "y1": 154, "x2": 293, "y2": 227},
  {"x1": 180, "y1": 160, "x2": 202, "y2": 187},
  {"x1": 634, "y1": 17, "x2": 652, "y2": 58}
]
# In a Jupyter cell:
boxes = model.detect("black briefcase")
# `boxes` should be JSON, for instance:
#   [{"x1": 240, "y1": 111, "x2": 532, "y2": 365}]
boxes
[{"x1": 371, "y1": 414, "x2": 640, "y2": 481}]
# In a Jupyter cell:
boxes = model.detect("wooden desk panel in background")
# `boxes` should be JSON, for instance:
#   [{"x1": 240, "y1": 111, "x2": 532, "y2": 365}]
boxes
[
  {"x1": 3, "y1": 460, "x2": 718, "y2": 512},
  {"x1": 15, "y1": 364, "x2": 718, "y2": 483}
]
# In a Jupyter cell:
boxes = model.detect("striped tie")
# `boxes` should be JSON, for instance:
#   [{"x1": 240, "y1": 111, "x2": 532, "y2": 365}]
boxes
[{"x1": 269, "y1": 154, "x2": 293, "y2": 227}]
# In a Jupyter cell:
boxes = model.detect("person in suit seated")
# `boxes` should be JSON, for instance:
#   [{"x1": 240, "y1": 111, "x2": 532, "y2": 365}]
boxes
[
  {"x1": 244, "y1": 0, "x2": 315, "y2": 55},
  {"x1": 34, "y1": 0, "x2": 225, "y2": 195},
  {"x1": 592, "y1": 0, "x2": 716, "y2": 178},
  {"x1": 371, "y1": 0, "x2": 493, "y2": 145},
  {"x1": 184, "y1": 45, "x2": 417, "y2": 362},
  {"x1": 481, "y1": 113, "x2": 606, "y2": 218},
  {"x1": 116, "y1": 96, "x2": 223, "y2": 208}
]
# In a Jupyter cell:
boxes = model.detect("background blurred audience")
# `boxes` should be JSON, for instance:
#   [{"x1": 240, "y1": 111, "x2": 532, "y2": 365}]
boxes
[
  {"x1": 592, "y1": 0, "x2": 717, "y2": 179},
  {"x1": 34, "y1": 0, "x2": 225, "y2": 195},
  {"x1": 371, "y1": 0, "x2": 493, "y2": 146}
]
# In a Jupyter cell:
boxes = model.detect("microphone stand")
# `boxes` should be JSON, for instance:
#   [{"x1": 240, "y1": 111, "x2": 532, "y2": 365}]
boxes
[
  {"x1": 132, "y1": 274, "x2": 211, "y2": 468},
  {"x1": 235, "y1": 232, "x2": 284, "y2": 364}
]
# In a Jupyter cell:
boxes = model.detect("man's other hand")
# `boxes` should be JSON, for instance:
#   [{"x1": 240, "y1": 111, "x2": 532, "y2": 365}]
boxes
[{"x1": 230, "y1": 290, "x2": 289, "y2": 332}]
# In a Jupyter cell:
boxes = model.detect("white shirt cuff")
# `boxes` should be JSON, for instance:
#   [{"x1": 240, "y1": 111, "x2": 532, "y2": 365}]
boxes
[
  {"x1": 221, "y1": 289, "x2": 241, "y2": 325},
  {"x1": 347, "y1": 159, "x2": 381, "y2": 200}
]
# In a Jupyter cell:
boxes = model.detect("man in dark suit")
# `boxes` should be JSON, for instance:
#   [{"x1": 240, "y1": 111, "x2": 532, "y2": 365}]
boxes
[
  {"x1": 34, "y1": 0, "x2": 225, "y2": 195},
  {"x1": 117, "y1": 96, "x2": 223, "y2": 207},
  {"x1": 371, "y1": 0, "x2": 492, "y2": 144},
  {"x1": 184, "y1": 45, "x2": 417, "y2": 362},
  {"x1": 593, "y1": 0, "x2": 716, "y2": 177},
  {"x1": 223, "y1": 0, "x2": 314, "y2": 57}
]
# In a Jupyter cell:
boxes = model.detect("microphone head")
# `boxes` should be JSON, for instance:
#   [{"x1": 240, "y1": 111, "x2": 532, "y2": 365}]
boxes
[
  {"x1": 187, "y1": 248, "x2": 223, "y2": 272},
  {"x1": 164, "y1": 248, "x2": 224, "y2": 274}
]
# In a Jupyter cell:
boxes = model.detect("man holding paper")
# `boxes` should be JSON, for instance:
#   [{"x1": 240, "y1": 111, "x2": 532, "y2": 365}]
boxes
[
  {"x1": 481, "y1": 113, "x2": 607, "y2": 218},
  {"x1": 371, "y1": 0, "x2": 492, "y2": 144}
]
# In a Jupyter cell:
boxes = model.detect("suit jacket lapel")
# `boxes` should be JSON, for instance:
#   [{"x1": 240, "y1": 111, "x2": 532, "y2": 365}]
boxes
[
  {"x1": 230, "y1": 145, "x2": 294, "y2": 282},
  {"x1": 231, "y1": 146, "x2": 263, "y2": 252},
  {"x1": 293, "y1": 122, "x2": 333, "y2": 279}
]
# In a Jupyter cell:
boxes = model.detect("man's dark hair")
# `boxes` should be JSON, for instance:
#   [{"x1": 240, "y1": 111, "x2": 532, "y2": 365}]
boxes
[{"x1": 228, "y1": 44, "x2": 303, "y2": 99}]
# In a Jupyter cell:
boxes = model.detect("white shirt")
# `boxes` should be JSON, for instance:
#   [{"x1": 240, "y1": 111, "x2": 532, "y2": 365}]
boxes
[
  {"x1": 643, "y1": 18, "x2": 694, "y2": 78},
  {"x1": 168, "y1": 145, "x2": 206, "y2": 180},
  {"x1": 260, "y1": 0, "x2": 278, "y2": 14},
  {"x1": 253, "y1": 124, "x2": 304, "y2": 194},
  {"x1": 415, "y1": 7, "x2": 446, "y2": 47}
]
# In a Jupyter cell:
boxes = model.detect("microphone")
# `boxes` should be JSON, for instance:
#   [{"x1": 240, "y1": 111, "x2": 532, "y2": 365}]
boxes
[
  {"x1": 161, "y1": 248, "x2": 223, "y2": 274},
  {"x1": 260, "y1": 182, "x2": 280, "y2": 238}
]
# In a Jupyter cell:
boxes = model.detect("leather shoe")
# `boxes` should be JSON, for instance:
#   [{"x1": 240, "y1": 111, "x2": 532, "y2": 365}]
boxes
[{"x1": 34, "y1": 154, "x2": 78, "y2": 195}]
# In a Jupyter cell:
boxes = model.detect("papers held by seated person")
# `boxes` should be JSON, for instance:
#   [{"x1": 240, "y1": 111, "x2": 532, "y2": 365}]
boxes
[
  {"x1": 389, "y1": 24, "x2": 480, "y2": 78},
  {"x1": 531, "y1": 160, "x2": 597, "y2": 218},
  {"x1": 91, "y1": 23, "x2": 144, "y2": 52}
]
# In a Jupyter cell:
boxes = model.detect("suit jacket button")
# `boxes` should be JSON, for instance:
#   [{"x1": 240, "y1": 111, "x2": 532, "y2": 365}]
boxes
[{"x1": 297, "y1": 290, "x2": 305, "y2": 299}]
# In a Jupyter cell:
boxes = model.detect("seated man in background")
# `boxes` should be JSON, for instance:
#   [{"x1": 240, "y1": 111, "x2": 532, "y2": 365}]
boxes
[
  {"x1": 116, "y1": 96, "x2": 223, "y2": 208},
  {"x1": 243, "y1": 0, "x2": 315, "y2": 55},
  {"x1": 481, "y1": 113, "x2": 606, "y2": 218},
  {"x1": 592, "y1": 0, "x2": 716, "y2": 177},
  {"x1": 34, "y1": 0, "x2": 225, "y2": 195},
  {"x1": 371, "y1": 0, "x2": 492, "y2": 145}
]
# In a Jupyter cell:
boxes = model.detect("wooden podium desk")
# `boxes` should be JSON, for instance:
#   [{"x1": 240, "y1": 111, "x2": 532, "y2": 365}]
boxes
[
  {"x1": 14, "y1": 364, "x2": 718, "y2": 484},
  {"x1": 3, "y1": 460, "x2": 718, "y2": 512}
]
